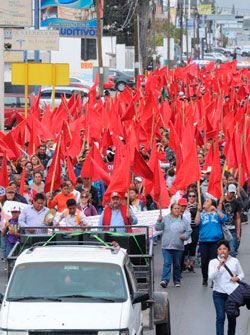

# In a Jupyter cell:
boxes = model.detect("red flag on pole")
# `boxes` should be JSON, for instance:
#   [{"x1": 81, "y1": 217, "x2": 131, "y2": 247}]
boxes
[
  {"x1": 0, "y1": 151, "x2": 9, "y2": 188},
  {"x1": 19, "y1": 167, "x2": 26, "y2": 196},
  {"x1": 207, "y1": 142, "x2": 222, "y2": 199}
]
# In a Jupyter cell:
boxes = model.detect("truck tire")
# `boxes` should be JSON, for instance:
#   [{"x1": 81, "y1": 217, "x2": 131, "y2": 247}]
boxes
[
  {"x1": 155, "y1": 320, "x2": 171, "y2": 335},
  {"x1": 154, "y1": 292, "x2": 171, "y2": 335}
]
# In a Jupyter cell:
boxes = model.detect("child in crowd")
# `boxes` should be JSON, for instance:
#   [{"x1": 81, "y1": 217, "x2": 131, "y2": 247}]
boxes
[{"x1": 2, "y1": 206, "x2": 21, "y2": 258}]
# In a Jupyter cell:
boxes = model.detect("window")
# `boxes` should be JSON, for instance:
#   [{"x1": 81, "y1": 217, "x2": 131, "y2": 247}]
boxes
[
  {"x1": 19, "y1": 97, "x2": 30, "y2": 108},
  {"x1": 81, "y1": 38, "x2": 97, "y2": 61},
  {"x1": 41, "y1": 91, "x2": 52, "y2": 98},
  {"x1": 7, "y1": 262, "x2": 127, "y2": 302},
  {"x1": 4, "y1": 96, "x2": 17, "y2": 107}
]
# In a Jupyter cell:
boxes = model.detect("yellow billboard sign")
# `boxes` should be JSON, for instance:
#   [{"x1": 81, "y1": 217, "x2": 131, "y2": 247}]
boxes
[
  {"x1": 12, "y1": 63, "x2": 69, "y2": 116},
  {"x1": 12, "y1": 63, "x2": 69, "y2": 86}
]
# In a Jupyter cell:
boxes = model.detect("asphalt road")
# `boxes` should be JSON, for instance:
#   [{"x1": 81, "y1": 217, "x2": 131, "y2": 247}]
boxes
[{"x1": 154, "y1": 217, "x2": 250, "y2": 335}]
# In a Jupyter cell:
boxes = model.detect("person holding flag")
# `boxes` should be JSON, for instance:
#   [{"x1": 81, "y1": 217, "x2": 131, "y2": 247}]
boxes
[{"x1": 98, "y1": 192, "x2": 138, "y2": 233}]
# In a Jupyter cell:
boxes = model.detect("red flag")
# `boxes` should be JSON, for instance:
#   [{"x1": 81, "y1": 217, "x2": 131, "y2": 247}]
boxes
[
  {"x1": 102, "y1": 148, "x2": 131, "y2": 204},
  {"x1": 170, "y1": 141, "x2": 201, "y2": 193},
  {"x1": 3, "y1": 132, "x2": 21, "y2": 158},
  {"x1": 133, "y1": 149, "x2": 153, "y2": 180},
  {"x1": 207, "y1": 143, "x2": 222, "y2": 199},
  {"x1": 203, "y1": 143, "x2": 213, "y2": 170},
  {"x1": 44, "y1": 135, "x2": 63, "y2": 193},
  {"x1": 0, "y1": 151, "x2": 9, "y2": 188},
  {"x1": 19, "y1": 168, "x2": 26, "y2": 196},
  {"x1": 66, "y1": 156, "x2": 77, "y2": 185}
]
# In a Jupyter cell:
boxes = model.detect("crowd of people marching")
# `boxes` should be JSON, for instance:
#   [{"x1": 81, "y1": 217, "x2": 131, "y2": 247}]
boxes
[
  {"x1": 0, "y1": 60, "x2": 250, "y2": 335},
  {"x1": 0, "y1": 61, "x2": 250, "y2": 334}
]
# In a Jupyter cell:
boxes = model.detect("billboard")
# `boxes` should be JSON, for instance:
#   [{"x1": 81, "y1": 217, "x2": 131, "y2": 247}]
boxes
[
  {"x1": 41, "y1": 0, "x2": 97, "y2": 37},
  {"x1": 0, "y1": 0, "x2": 32, "y2": 27},
  {"x1": 5, "y1": 29, "x2": 59, "y2": 51}
]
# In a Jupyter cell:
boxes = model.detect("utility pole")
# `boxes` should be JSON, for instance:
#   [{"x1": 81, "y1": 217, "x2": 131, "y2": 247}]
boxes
[
  {"x1": 179, "y1": 0, "x2": 183, "y2": 60},
  {"x1": 152, "y1": 0, "x2": 156, "y2": 70},
  {"x1": 196, "y1": 11, "x2": 200, "y2": 59},
  {"x1": 134, "y1": 2, "x2": 139, "y2": 79},
  {"x1": 96, "y1": 0, "x2": 104, "y2": 96},
  {"x1": 34, "y1": 0, "x2": 40, "y2": 94},
  {"x1": 185, "y1": 13, "x2": 189, "y2": 58},
  {"x1": 167, "y1": 0, "x2": 171, "y2": 66}
]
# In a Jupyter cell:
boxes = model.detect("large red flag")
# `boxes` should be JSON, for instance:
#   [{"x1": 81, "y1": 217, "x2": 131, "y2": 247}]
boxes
[
  {"x1": 102, "y1": 148, "x2": 131, "y2": 204},
  {"x1": 133, "y1": 149, "x2": 153, "y2": 180},
  {"x1": 207, "y1": 142, "x2": 222, "y2": 199},
  {"x1": 19, "y1": 168, "x2": 26, "y2": 196},
  {"x1": 170, "y1": 141, "x2": 201, "y2": 193},
  {"x1": 0, "y1": 151, "x2": 9, "y2": 188},
  {"x1": 44, "y1": 135, "x2": 63, "y2": 193},
  {"x1": 66, "y1": 156, "x2": 77, "y2": 185}
]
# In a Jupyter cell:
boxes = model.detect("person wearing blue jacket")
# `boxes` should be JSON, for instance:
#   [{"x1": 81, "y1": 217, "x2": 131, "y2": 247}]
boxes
[{"x1": 195, "y1": 198, "x2": 227, "y2": 287}]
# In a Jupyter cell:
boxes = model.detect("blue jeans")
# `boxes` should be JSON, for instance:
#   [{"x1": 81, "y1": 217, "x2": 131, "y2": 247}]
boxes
[
  {"x1": 228, "y1": 230, "x2": 238, "y2": 257},
  {"x1": 162, "y1": 249, "x2": 183, "y2": 284},
  {"x1": 213, "y1": 291, "x2": 236, "y2": 335}
]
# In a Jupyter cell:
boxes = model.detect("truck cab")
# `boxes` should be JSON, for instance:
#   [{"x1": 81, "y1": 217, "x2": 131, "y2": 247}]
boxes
[{"x1": 1, "y1": 229, "x2": 171, "y2": 334}]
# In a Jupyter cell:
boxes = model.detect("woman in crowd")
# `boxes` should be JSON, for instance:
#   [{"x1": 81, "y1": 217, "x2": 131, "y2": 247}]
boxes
[
  {"x1": 129, "y1": 187, "x2": 146, "y2": 213},
  {"x1": 209, "y1": 240, "x2": 244, "y2": 335},
  {"x1": 195, "y1": 198, "x2": 228, "y2": 287},
  {"x1": 15, "y1": 155, "x2": 28, "y2": 174},
  {"x1": 183, "y1": 191, "x2": 199, "y2": 272},
  {"x1": 78, "y1": 191, "x2": 98, "y2": 217},
  {"x1": 30, "y1": 155, "x2": 45, "y2": 175},
  {"x1": 156, "y1": 203, "x2": 192, "y2": 288}
]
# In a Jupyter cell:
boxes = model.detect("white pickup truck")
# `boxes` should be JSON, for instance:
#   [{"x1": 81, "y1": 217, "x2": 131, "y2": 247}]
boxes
[{"x1": 0, "y1": 231, "x2": 170, "y2": 335}]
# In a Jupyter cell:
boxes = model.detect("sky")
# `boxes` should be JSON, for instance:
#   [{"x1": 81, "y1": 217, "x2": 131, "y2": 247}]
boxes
[{"x1": 216, "y1": 0, "x2": 250, "y2": 11}]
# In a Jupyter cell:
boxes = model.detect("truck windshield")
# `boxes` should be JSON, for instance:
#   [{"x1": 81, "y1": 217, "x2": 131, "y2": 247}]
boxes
[{"x1": 6, "y1": 262, "x2": 127, "y2": 302}]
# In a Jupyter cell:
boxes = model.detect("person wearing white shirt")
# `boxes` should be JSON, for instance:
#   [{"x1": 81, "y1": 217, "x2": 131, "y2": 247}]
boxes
[{"x1": 208, "y1": 240, "x2": 244, "y2": 335}]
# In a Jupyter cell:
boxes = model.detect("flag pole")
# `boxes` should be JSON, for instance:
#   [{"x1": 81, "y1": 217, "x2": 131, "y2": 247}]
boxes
[
  {"x1": 159, "y1": 195, "x2": 162, "y2": 217},
  {"x1": 197, "y1": 180, "x2": 202, "y2": 207},
  {"x1": 50, "y1": 133, "x2": 62, "y2": 193}
]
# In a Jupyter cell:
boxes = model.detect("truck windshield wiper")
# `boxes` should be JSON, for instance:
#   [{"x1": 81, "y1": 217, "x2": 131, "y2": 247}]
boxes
[
  {"x1": 56, "y1": 294, "x2": 117, "y2": 302},
  {"x1": 7, "y1": 296, "x2": 62, "y2": 302}
]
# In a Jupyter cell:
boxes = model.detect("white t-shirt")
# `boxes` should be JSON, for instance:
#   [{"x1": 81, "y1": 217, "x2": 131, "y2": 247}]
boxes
[{"x1": 208, "y1": 256, "x2": 244, "y2": 295}]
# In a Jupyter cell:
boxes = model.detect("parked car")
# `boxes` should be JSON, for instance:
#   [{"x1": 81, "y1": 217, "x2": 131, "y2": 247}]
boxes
[
  {"x1": 4, "y1": 93, "x2": 35, "y2": 129},
  {"x1": 241, "y1": 48, "x2": 250, "y2": 57},
  {"x1": 39, "y1": 86, "x2": 89, "y2": 109},
  {"x1": 204, "y1": 53, "x2": 228, "y2": 63},
  {"x1": 108, "y1": 69, "x2": 135, "y2": 91}
]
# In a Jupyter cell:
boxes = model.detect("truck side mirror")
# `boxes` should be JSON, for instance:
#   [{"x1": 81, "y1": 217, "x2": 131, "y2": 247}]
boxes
[
  {"x1": 132, "y1": 292, "x2": 149, "y2": 305},
  {"x1": 0, "y1": 293, "x2": 4, "y2": 304}
]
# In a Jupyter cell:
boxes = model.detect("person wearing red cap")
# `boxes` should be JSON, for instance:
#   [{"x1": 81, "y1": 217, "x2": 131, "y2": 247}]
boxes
[{"x1": 98, "y1": 192, "x2": 138, "y2": 233}]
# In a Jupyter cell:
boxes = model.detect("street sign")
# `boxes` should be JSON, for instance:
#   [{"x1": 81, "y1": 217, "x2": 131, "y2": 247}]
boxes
[
  {"x1": 0, "y1": 0, "x2": 32, "y2": 27},
  {"x1": 12, "y1": 63, "x2": 70, "y2": 116},
  {"x1": 5, "y1": 29, "x2": 59, "y2": 51},
  {"x1": 59, "y1": 27, "x2": 96, "y2": 38},
  {"x1": 4, "y1": 51, "x2": 23, "y2": 62}
]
